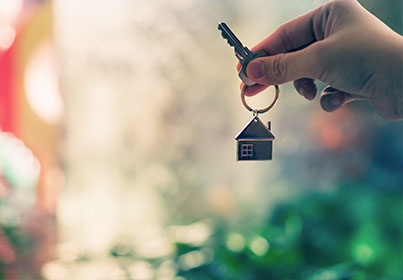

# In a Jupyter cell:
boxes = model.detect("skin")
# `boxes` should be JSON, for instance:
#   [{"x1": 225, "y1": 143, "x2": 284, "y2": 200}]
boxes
[{"x1": 238, "y1": 0, "x2": 403, "y2": 120}]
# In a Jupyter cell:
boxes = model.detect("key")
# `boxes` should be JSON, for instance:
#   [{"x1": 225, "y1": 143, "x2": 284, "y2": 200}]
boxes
[{"x1": 218, "y1": 21, "x2": 268, "y2": 86}]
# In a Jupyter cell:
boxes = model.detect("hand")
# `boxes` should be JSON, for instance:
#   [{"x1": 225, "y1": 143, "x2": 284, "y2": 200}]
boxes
[{"x1": 240, "y1": 0, "x2": 403, "y2": 120}]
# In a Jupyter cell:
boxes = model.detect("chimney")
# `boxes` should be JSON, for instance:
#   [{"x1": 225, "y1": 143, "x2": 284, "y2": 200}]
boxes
[{"x1": 267, "y1": 121, "x2": 271, "y2": 131}]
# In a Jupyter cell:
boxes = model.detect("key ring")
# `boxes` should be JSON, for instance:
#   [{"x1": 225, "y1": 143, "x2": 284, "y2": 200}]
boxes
[{"x1": 241, "y1": 84, "x2": 279, "y2": 114}]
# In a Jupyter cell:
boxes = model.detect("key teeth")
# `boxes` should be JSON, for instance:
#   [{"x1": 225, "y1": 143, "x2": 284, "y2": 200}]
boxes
[
  {"x1": 219, "y1": 29, "x2": 236, "y2": 48},
  {"x1": 218, "y1": 23, "x2": 236, "y2": 48},
  {"x1": 218, "y1": 22, "x2": 248, "y2": 59}
]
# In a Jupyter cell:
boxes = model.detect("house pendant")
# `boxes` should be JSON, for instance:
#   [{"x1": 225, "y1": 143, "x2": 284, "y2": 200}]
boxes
[{"x1": 235, "y1": 116, "x2": 275, "y2": 161}]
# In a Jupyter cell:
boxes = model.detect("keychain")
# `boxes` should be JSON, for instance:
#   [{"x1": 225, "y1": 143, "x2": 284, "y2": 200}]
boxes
[
  {"x1": 235, "y1": 84, "x2": 279, "y2": 161},
  {"x1": 217, "y1": 21, "x2": 280, "y2": 161}
]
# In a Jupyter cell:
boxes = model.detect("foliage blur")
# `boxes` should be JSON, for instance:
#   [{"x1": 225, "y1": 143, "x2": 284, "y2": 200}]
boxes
[{"x1": 174, "y1": 184, "x2": 402, "y2": 280}]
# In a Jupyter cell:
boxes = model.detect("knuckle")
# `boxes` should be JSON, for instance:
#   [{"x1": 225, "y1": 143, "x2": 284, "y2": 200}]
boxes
[
  {"x1": 319, "y1": 0, "x2": 354, "y2": 37},
  {"x1": 324, "y1": 0, "x2": 350, "y2": 13},
  {"x1": 312, "y1": 5, "x2": 330, "y2": 39}
]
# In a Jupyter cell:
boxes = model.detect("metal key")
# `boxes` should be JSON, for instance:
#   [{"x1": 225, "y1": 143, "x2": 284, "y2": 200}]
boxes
[{"x1": 218, "y1": 21, "x2": 268, "y2": 86}]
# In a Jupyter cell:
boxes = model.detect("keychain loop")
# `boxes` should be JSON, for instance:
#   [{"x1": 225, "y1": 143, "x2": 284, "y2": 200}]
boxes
[{"x1": 241, "y1": 84, "x2": 279, "y2": 114}]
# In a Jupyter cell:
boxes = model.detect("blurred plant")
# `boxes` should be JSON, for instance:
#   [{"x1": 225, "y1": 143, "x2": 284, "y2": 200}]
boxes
[
  {"x1": 0, "y1": 132, "x2": 40, "y2": 279},
  {"x1": 172, "y1": 184, "x2": 402, "y2": 280},
  {"x1": 42, "y1": 184, "x2": 402, "y2": 280}
]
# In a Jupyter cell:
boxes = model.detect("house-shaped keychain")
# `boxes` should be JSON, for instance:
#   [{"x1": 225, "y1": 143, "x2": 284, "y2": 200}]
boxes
[{"x1": 235, "y1": 116, "x2": 275, "y2": 161}]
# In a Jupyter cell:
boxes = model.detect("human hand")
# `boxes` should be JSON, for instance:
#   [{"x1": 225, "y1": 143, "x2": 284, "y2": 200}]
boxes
[{"x1": 240, "y1": 0, "x2": 403, "y2": 120}]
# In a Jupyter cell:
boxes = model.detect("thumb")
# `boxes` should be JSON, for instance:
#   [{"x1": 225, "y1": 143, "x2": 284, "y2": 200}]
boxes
[{"x1": 246, "y1": 44, "x2": 322, "y2": 85}]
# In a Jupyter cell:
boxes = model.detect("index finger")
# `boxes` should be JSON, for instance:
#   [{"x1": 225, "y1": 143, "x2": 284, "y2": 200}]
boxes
[
  {"x1": 250, "y1": 6, "x2": 322, "y2": 55},
  {"x1": 236, "y1": 6, "x2": 323, "y2": 74}
]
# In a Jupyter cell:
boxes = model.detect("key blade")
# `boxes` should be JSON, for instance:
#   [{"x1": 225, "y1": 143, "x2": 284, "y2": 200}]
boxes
[
  {"x1": 218, "y1": 22, "x2": 250, "y2": 59},
  {"x1": 218, "y1": 22, "x2": 247, "y2": 56},
  {"x1": 218, "y1": 22, "x2": 244, "y2": 49}
]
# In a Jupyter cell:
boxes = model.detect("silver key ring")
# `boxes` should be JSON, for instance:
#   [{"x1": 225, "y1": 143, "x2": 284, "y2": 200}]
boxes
[{"x1": 241, "y1": 84, "x2": 280, "y2": 114}]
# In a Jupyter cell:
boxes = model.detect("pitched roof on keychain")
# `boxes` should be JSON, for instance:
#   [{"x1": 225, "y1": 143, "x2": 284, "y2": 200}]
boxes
[{"x1": 235, "y1": 116, "x2": 275, "y2": 140}]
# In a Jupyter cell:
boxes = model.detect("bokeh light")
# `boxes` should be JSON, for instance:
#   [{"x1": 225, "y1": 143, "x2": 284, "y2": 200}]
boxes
[
  {"x1": 0, "y1": 0, "x2": 23, "y2": 24},
  {"x1": 24, "y1": 41, "x2": 64, "y2": 125},
  {"x1": 0, "y1": 24, "x2": 15, "y2": 51}
]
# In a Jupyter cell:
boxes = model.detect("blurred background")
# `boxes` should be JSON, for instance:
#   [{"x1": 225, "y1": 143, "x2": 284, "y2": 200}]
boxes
[{"x1": 0, "y1": 0, "x2": 402, "y2": 279}]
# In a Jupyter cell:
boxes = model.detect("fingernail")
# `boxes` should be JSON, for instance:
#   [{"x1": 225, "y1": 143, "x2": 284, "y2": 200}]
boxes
[
  {"x1": 330, "y1": 95, "x2": 342, "y2": 107},
  {"x1": 247, "y1": 60, "x2": 264, "y2": 79},
  {"x1": 320, "y1": 93, "x2": 345, "y2": 112},
  {"x1": 298, "y1": 87, "x2": 305, "y2": 96}
]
